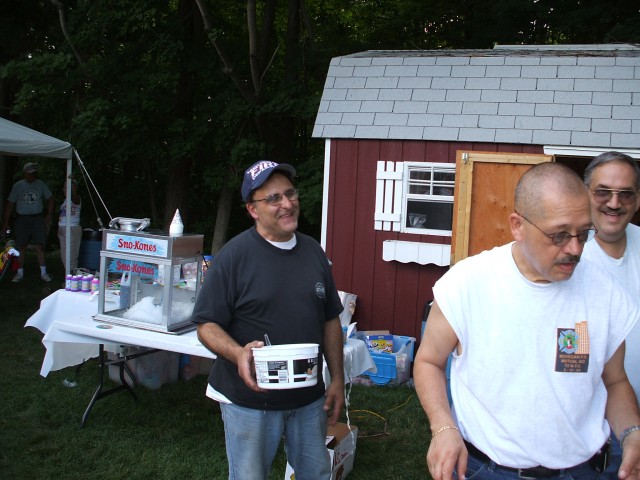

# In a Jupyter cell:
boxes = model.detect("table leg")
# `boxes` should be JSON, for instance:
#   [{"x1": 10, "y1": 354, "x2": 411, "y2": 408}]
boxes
[{"x1": 81, "y1": 344, "x2": 154, "y2": 427}]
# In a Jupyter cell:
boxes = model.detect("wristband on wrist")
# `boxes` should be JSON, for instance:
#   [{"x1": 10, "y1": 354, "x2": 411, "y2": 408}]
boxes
[
  {"x1": 431, "y1": 425, "x2": 460, "y2": 438},
  {"x1": 619, "y1": 425, "x2": 640, "y2": 447}
]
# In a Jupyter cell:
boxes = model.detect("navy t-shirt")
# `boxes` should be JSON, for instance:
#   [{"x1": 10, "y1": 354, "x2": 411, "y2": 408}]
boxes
[{"x1": 191, "y1": 227, "x2": 343, "y2": 410}]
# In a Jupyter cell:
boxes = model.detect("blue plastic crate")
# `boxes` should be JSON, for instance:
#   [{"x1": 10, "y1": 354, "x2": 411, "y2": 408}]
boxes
[{"x1": 359, "y1": 334, "x2": 415, "y2": 385}]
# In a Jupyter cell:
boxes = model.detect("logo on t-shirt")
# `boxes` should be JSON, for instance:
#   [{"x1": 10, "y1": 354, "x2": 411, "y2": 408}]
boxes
[
  {"x1": 315, "y1": 282, "x2": 326, "y2": 299},
  {"x1": 555, "y1": 322, "x2": 589, "y2": 373},
  {"x1": 22, "y1": 191, "x2": 40, "y2": 205}
]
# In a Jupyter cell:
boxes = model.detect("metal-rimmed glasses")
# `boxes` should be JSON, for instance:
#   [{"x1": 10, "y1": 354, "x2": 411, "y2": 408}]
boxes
[
  {"x1": 590, "y1": 188, "x2": 638, "y2": 205},
  {"x1": 251, "y1": 188, "x2": 299, "y2": 206},
  {"x1": 515, "y1": 211, "x2": 597, "y2": 247}
]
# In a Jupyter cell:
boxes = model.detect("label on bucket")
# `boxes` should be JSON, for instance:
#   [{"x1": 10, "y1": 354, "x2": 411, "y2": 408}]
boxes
[{"x1": 253, "y1": 343, "x2": 319, "y2": 390}]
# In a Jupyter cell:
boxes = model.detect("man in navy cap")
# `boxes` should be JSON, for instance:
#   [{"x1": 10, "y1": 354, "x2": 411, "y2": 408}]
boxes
[
  {"x1": 2, "y1": 162, "x2": 55, "y2": 282},
  {"x1": 192, "y1": 160, "x2": 345, "y2": 480}
]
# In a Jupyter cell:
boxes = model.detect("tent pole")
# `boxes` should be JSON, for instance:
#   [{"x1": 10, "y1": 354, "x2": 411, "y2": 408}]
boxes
[{"x1": 65, "y1": 158, "x2": 72, "y2": 276}]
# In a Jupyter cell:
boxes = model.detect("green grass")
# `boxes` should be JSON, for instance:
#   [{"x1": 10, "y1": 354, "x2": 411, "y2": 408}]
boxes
[{"x1": 0, "y1": 250, "x2": 432, "y2": 480}]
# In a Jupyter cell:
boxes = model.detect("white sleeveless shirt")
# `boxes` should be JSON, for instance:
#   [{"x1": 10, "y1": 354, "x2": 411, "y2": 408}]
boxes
[{"x1": 434, "y1": 243, "x2": 638, "y2": 468}]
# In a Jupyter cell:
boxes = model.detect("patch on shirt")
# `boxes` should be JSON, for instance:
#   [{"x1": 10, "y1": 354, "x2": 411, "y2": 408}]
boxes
[
  {"x1": 555, "y1": 322, "x2": 589, "y2": 373},
  {"x1": 315, "y1": 282, "x2": 326, "y2": 299},
  {"x1": 21, "y1": 191, "x2": 41, "y2": 205}
]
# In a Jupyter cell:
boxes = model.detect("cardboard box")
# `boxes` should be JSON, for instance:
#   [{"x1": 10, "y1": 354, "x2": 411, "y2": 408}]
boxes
[
  {"x1": 366, "y1": 334, "x2": 394, "y2": 353},
  {"x1": 360, "y1": 330, "x2": 394, "y2": 353},
  {"x1": 284, "y1": 422, "x2": 358, "y2": 480}
]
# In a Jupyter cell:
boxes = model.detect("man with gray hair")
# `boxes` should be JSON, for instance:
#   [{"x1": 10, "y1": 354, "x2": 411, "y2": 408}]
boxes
[{"x1": 583, "y1": 151, "x2": 640, "y2": 473}]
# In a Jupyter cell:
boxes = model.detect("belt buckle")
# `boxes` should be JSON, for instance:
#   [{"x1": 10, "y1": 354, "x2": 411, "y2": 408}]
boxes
[
  {"x1": 517, "y1": 469, "x2": 538, "y2": 479},
  {"x1": 517, "y1": 466, "x2": 559, "y2": 479}
]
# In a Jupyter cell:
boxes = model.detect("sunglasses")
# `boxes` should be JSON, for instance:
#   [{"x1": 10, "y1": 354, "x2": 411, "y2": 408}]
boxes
[{"x1": 591, "y1": 188, "x2": 637, "y2": 204}]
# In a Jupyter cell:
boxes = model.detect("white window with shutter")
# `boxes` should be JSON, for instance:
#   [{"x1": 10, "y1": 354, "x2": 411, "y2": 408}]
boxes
[
  {"x1": 375, "y1": 161, "x2": 454, "y2": 266},
  {"x1": 375, "y1": 161, "x2": 455, "y2": 236}
]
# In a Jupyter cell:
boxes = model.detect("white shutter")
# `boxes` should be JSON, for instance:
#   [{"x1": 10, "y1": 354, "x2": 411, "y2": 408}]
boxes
[{"x1": 374, "y1": 161, "x2": 403, "y2": 231}]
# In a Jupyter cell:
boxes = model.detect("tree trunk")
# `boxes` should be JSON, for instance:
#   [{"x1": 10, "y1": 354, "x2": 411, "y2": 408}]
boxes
[
  {"x1": 0, "y1": 78, "x2": 17, "y2": 225},
  {"x1": 50, "y1": 0, "x2": 85, "y2": 65},
  {"x1": 210, "y1": 185, "x2": 234, "y2": 255},
  {"x1": 162, "y1": 0, "x2": 201, "y2": 229}
]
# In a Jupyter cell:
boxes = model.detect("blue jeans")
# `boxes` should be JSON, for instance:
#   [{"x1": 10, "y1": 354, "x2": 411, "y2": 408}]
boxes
[
  {"x1": 219, "y1": 396, "x2": 331, "y2": 480},
  {"x1": 458, "y1": 451, "x2": 616, "y2": 480}
]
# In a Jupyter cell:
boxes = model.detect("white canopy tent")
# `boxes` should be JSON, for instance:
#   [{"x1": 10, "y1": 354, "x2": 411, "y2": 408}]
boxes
[{"x1": 0, "y1": 117, "x2": 75, "y2": 276}]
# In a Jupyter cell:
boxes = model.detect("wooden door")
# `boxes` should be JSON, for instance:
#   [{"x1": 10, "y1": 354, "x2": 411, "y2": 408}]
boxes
[{"x1": 451, "y1": 151, "x2": 553, "y2": 264}]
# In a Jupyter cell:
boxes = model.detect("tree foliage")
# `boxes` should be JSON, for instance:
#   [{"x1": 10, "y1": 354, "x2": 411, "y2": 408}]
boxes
[{"x1": 1, "y1": 0, "x2": 638, "y2": 250}]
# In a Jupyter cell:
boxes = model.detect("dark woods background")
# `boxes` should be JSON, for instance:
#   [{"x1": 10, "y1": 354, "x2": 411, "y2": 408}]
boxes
[{"x1": 1, "y1": 0, "x2": 638, "y2": 253}]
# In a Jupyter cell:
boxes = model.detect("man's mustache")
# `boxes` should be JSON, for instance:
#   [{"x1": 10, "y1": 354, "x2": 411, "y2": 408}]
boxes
[
  {"x1": 602, "y1": 207, "x2": 626, "y2": 215},
  {"x1": 555, "y1": 255, "x2": 580, "y2": 265}
]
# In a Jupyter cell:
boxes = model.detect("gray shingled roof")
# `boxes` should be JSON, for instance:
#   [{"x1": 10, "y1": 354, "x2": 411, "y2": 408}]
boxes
[{"x1": 312, "y1": 44, "x2": 640, "y2": 149}]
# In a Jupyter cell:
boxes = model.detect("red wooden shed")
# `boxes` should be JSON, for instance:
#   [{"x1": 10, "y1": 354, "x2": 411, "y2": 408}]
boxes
[{"x1": 313, "y1": 44, "x2": 640, "y2": 339}]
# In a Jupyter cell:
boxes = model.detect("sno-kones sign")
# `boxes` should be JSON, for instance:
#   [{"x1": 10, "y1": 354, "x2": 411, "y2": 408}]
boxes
[
  {"x1": 103, "y1": 232, "x2": 169, "y2": 279},
  {"x1": 105, "y1": 232, "x2": 168, "y2": 258}
]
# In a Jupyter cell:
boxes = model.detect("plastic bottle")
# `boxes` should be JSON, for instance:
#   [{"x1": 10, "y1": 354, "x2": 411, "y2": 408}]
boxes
[
  {"x1": 70, "y1": 275, "x2": 80, "y2": 292},
  {"x1": 169, "y1": 209, "x2": 184, "y2": 236},
  {"x1": 65, "y1": 274, "x2": 73, "y2": 291},
  {"x1": 81, "y1": 275, "x2": 93, "y2": 292},
  {"x1": 120, "y1": 271, "x2": 131, "y2": 309},
  {"x1": 91, "y1": 277, "x2": 100, "y2": 293}
]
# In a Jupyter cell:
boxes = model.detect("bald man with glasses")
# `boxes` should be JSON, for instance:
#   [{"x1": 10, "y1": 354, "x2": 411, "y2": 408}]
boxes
[{"x1": 414, "y1": 162, "x2": 640, "y2": 480}]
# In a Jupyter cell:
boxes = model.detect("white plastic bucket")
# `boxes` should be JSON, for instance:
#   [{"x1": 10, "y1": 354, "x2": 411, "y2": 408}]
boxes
[{"x1": 252, "y1": 343, "x2": 319, "y2": 390}]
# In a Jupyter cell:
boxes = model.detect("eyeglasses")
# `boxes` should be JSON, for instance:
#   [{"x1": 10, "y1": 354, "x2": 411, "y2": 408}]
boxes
[
  {"x1": 515, "y1": 211, "x2": 597, "y2": 247},
  {"x1": 251, "y1": 188, "x2": 299, "y2": 206},
  {"x1": 591, "y1": 188, "x2": 637, "y2": 204}
]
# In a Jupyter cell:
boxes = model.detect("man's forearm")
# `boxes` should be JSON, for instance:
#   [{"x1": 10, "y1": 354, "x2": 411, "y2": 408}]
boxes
[
  {"x1": 606, "y1": 378, "x2": 640, "y2": 440},
  {"x1": 197, "y1": 322, "x2": 243, "y2": 365},
  {"x1": 414, "y1": 360, "x2": 456, "y2": 432},
  {"x1": 323, "y1": 318, "x2": 344, "y2": 385}
]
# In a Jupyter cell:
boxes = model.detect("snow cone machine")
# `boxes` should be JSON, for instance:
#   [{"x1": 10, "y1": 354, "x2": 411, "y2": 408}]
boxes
[{"x1": 94, "y1": 221, "x2": 204, "y2": 334}]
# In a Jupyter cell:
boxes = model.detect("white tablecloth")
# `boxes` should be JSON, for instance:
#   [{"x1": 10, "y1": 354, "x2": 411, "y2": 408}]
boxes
[
  {"x1": 24, "y1": 290, "x2": 213, "y2": 376},
  {"x1": 25, "y1": 290, "x2": 375, "y2": 382}
]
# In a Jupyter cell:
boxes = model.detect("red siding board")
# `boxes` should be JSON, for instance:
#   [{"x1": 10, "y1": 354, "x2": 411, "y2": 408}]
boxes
[
  {"x1": 327, "y1": 139, "x2": 360, "y2": 287},
  {"x1": 349, "y1": 141, "x2": 385, "y2": 329},
  {"x1": 391, "y1": 262, "x2": 422, "y2": 333}
]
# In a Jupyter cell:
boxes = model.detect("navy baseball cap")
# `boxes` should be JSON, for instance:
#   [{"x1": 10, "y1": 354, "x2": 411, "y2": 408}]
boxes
[{"x1": 241, "y1": 160, "x2": 296, "y2": 202}]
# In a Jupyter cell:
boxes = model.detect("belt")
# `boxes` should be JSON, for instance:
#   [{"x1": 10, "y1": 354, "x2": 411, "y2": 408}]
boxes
[
  {"x1": 464, "y1": 440, "x2": 609, "y2": 479},
  {"x1": 18, "y1": 213, "x2": 43, "y2": 217}
]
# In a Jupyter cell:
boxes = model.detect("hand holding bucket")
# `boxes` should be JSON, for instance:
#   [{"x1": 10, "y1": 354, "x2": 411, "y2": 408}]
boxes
[
  {"x1": 252, "y1": 343, "x2": 320, "y2": 390},
  {"x1": 238, "y1": 340, "x2": 266, "y2": 392}
]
